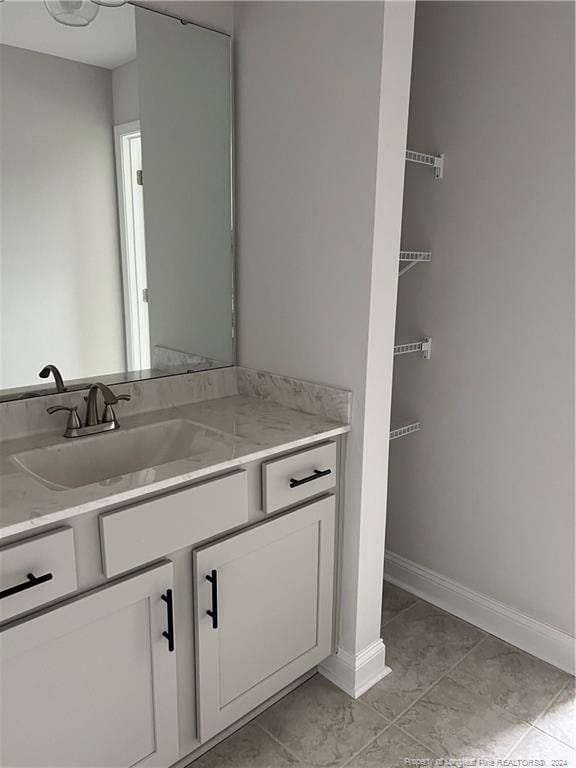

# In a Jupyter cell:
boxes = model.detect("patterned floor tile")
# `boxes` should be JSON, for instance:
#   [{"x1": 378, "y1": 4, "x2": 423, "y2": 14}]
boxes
[
  {"x1": 509, "y1": 727, "x2": 576, "y2": 766},
  {"x1": 396, "y1": 677, "x2": 530, "y2": 759},
  {"x1": 448, "y1": 636, "x2": 570, "y2": 723},
  {"x1": 346, "y1": 725, "x2": 436, "y2": 767},
  {"x1": 381, "y1": 583, "x2": 419, "y2": 628},
  {"x1": 535, "y1": 678, "x2": 576, "y2": 748},
  {"x1": 192, "y1": 723, "x2": 300, "y2": 767},
  {"x1": 363, "y1": 602, "x2": 483, "y2": 719},
  {"x1": 257, "y1": 675, "x2": 388, "y2": 767}
]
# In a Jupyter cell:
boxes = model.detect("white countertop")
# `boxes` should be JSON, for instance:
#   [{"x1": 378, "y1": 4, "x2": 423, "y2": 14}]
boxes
[{"x1": 0, "y1": 395, "x2": 350, "y2": 541}]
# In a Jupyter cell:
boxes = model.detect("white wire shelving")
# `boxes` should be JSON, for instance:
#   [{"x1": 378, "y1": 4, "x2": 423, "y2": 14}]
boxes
[
  {"x1": 394, "y1": 337, "x2": 432, "y2": 360},
  {"x1": 405, "y1": 149, "x2": 444, "y2": 180},
  {"x1": 390, "y1": 149, "x2": 443, "y2": 442},
  {"x1": 389, "y1": 421, "x2": 420, "y2": 441},
  {"x1": 399, "y1": 250, "x2": 432, "y2": 276}
]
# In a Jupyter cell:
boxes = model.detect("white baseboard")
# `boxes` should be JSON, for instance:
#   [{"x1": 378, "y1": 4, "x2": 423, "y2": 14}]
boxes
[
  {"x1": 384, "y1": 550, "x2": 575, "y2": 675},
  {"x1": 319, "y1": 639, "x2": 391, "y2": 698}
]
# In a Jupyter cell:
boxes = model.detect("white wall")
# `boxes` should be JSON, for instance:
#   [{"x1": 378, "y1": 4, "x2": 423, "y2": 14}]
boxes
[
  {"x1": 388, "y1": 1, "x2": 575, "y2": 636},
  {"x1": 235, "y1": 1, "x2": 414, "y2": 685},
  {"x1": 0, "y1": 45, "x2": 125, "y2": 389}
]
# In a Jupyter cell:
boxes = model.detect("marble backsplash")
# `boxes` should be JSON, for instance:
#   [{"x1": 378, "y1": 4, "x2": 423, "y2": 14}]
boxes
[
  {"x1": 0, "y1": 367, "x2": 238, "y2": 442},
  {"x1": 151, "y1": 344, "x2": 226, "y2": 372},
  {"x1": 0, "y1": 366, "x2": 351, "y2": 442},
  {"x1": 237, "y1": 367, "x2": 352, "y2": 423}
]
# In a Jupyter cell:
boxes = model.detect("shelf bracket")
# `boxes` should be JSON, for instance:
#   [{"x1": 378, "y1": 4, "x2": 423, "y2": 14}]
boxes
[
  {"x1": 422, "y1": 337, "x2": 432, "y2": 360},
  {"x1": 405, "y1": 150, "x2": 444, "y2": 180},
  {"x1": 394, "y1": 337, "x2": 432, "y2": 360},
  {"x1": 399, "y1": 251, "x2": 432, "y2": 276},
  {"x1": 433, "y1": 154, "x2": 444, "y2": 179},
  {"x1": 399, "y1": 261, "x2": 418, "y2": 277}
]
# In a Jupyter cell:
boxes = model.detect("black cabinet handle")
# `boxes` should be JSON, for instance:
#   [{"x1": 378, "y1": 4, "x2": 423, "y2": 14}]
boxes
[
  {"x1": 206, "y1": 570, "x2": 218, "y2": 629},
  {"x1": 161, "y1": 589, "x2": 175, "y2": 652},
  {"x1": 0, "y1": 571, "x2": 53, "y2": 601},
  {"x1": 289, "y1": 468, "x2": 332, "y2": 489}
]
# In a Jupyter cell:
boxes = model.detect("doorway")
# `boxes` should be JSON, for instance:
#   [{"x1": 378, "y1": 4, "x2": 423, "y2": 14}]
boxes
[{"x1": 114, "y1": 121, "x2": 150, "y2": 372}]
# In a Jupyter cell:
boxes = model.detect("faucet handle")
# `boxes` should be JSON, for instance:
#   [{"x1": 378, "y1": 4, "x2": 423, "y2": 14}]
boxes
[
  {"x1": 102, "y1": 393, "x2": 130, "y2": 425},
  {"x1": 83, "y1": 392, "x2": 130, "y2": 403},
  {"x1": 46, "y1": 405, "x2": 82, "y2": 437}
]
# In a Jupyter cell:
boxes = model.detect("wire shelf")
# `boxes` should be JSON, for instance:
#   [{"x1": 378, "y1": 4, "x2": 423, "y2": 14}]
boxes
[
  {"x1": 405, "y1": 150, "x2": 435, "y2": 166},
  {"x1": 405, "y1": 149, "x2": 444, "y2": 179},
  {"x1": 389, "y1": 422, "x2": 420, "y2": 441},
  {"x1": 399, "y1": 251, "x2": 431, "y2": 276},
  {"x1": 394, "y1": 337, "x2": 431, "y2": 360},
  {"x1": 399, "y1": 250, "x2": 431, "y2": 263}
]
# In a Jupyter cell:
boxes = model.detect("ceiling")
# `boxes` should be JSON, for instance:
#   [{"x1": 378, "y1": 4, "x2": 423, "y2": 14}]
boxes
[{"x1": 0, "y1": 0, "x2": 136, "y2": 70}]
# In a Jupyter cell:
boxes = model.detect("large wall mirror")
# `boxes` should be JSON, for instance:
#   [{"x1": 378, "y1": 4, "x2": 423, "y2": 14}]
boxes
[{"x1": 0, "y1": 1, "x2": 234, "y2": 402}]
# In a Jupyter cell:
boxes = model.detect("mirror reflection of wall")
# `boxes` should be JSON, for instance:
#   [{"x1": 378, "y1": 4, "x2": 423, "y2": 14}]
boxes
[
  {"x1": 0, "y1": 1, "x2": 234, "y2": 401},
  {"x1": 136, "y1": 11, "x2": 233, "y2": 373}
]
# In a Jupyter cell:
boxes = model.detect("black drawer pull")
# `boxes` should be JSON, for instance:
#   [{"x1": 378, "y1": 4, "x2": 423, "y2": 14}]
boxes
[
  {"x1": 206, "y1": 570, "x2": 218, "y2": 629},
  {"x1": 161, "y1": 589, "x2": 175, "y2": 652},
  {"x1": 289, "y1": 468, "x2": 332, "y2": 489},
  {"x1": 0, "y1": 571, "x2": 53, "y2": 601}
]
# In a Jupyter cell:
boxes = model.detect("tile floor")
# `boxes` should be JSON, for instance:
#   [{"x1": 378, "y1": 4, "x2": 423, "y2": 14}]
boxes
[{"x1": 192, "y1": 583, "x2": 575, "y2": 768}]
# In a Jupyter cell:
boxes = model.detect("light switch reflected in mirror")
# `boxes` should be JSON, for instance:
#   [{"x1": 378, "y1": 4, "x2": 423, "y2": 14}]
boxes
[{"x1": 0, "y1": 1, "x2": 234, "y2": 403}]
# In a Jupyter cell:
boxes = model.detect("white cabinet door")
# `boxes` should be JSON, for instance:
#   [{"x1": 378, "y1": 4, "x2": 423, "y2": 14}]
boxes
[
  {"x1": 195, "y1": 496, "x2": 336, "y2": 742},
  {"x1": 1, "y1": 562, "x2": 179, "y2": 768}
]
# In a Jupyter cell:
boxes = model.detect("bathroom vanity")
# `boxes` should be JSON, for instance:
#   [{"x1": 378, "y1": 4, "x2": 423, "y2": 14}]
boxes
[
  {"x1": 0, "y1": 381, "x2": 350, "y2": 767},
  {"x1": 0, "y1": 4, "x2": 353, "y2": 765}
]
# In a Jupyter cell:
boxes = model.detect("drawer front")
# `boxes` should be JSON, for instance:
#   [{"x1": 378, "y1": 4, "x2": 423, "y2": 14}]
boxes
[
  {"x1": 0, "y1": 528, "x2": 77, "y2": 623},
  {"x1": 100, "y1": 470, "x2": 248, "y2": 577},
  {"x1": 262, "y1": 442, "x2": 337, "y2": 514}
]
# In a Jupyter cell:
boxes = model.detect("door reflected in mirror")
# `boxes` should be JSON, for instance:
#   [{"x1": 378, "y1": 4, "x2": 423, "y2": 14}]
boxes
[{"x1": 0, "y1": 1, "x2": 234, "y2": 402}]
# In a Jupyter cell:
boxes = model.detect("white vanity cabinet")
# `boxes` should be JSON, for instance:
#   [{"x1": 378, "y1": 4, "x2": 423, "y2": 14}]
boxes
[
  {"x1": 0, "y1": 561, "x2": 179, "y2": 768},
  {"x1": 0, "y1": 434, "x2": 344, "y2": 767},
  {"x1": 194, "y1": 495, "x2": 336, "y2": 742}
]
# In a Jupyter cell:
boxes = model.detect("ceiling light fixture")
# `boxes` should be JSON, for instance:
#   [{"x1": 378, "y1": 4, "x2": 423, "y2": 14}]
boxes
[
  {"x1": 44, "y1": 0, "x2": 99, "y2": 26},
  {"x1": 92, "y1": 0, "x2": 127, "y2": 5}
]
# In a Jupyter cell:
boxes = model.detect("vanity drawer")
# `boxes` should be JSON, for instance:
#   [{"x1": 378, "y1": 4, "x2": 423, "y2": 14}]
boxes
[
  {"x1": 262, "y1": 442, "x2": 337, "y2": 514},
  {"x1": 0, "y1": 528, "x2": 77, "y2": 623},
  {"x1": 100, "y1": 470, "x2": 248, "y2": 577}
]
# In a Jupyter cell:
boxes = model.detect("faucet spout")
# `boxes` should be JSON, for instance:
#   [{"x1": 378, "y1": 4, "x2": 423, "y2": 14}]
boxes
[
  {"x1": 84, "y1": 383, "x2": 119, "y2": 427},
  {"x1": 39, "y1": 364, "x2": 66, "y2": 393}
]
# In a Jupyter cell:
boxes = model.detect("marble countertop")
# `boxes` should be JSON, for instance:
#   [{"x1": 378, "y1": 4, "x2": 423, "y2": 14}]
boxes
[{"x1": 0, "y1": 395, "x2": 350, "y2": 541}]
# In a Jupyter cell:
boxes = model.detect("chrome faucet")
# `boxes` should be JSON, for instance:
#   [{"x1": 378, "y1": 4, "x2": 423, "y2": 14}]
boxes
[{"x1": 47, "y1": 383, "x2": 131, "y2": 438}]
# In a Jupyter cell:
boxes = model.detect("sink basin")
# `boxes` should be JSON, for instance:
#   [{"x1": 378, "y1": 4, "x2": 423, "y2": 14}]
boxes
[{"x1": 11, "y1": 420, "x2": 239, "y2": 491}]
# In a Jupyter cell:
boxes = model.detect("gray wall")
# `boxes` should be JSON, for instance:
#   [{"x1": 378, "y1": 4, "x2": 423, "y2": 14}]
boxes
[
  {"x1": 112, "y1": 59, "x2": 139, "y2": 125},
  {"x1": 0, "y1": 45, "x2": 125, "y2": 389},
  {"x1": 388, "y1": 1, "x2": 575, "y2": 635},
  {"x1": 136, "y1": 8, "x2": 233, "y2": 364},
  {"x1": 135, "y1": 1, "x2": 233, "y2": 35},
  {"x1": 235, "y1": 2, "x2": 414, "y2": 657}
]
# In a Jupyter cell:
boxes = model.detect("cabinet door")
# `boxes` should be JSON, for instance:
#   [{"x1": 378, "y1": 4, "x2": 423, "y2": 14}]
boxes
[
  {"x1": 195, "y1": 496, "x2": 335, "y2": 742},
  {"x1": 1, "y1": 562, "x2": 179, "y2": 768}
]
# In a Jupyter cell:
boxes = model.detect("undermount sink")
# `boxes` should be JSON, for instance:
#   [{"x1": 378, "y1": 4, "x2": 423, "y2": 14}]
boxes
[{"x1": 11, "y1": 419, "x2": 239, "y2": 491}]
